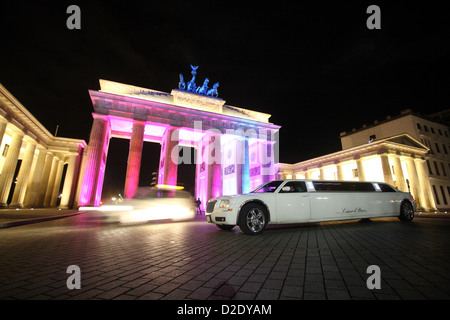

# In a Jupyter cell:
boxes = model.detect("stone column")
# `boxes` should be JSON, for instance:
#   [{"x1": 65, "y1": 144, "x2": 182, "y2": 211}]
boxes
[
  {"x1": 0, "y1": 131, "x2": 24, "y2": 207},
  {"x1": 24, "y1": 148, "x2": 47, "y2": 207},
  {"x1": 319, "y1": 166, "x2": 326, "y2": 180},
  {"x1": 391, "y1": 155, "x2": 407, "y2": 192},
  {"x1": 380, "y1": 154, "x2": 394, "y2": 185},
  {"x1": 60, "y1": 154, "x2": 80, "y2": 209},
  {"x1": 304, "y1": 169, "x2": 311, "y2": 180},
  {"x1": 78, "y1": 114, "x2": 110, "y2": 206},
  {"x1": 158, "y1": 126, "x2": 179, "y2": 187},
  {"x1": 124, "y1": 120, "x2": 145, "y2": 199},
  {"x1": 210, "y1": 134, "x2": 222, "y2": 198},
  {"x1": 236, "y1": 137, "x2": 243, "y2": 195},
  {"x1": 415, "y1": 158, "x2": 436, "y2": 211},
  {"x1": 10, "y1": 141, "x2": 36, "y2": 207},
  {"x1": 0, "y1": 120, "x2": 7, "y2": 147},
  {"x1": 336, "y1": 162, "x2": 344, "y2": 180},
  {"x1": 241, "y1": 137, "x2": 250, "y2": 194},
  {"x1": 50, "y1": 160, "x2": 64, "y2": 207},
  {"x1": 405, "y1": 157, "x2": 422, "y2": 207},
  {"x1": 35, "y1": 152, "x2": 54, "y2": 207},
  {"x1": 43, "y1": 156, "x2": 59, "y2": 207},
  {"x1": 259, "y1": 129, "x2": 275, "y2": 184},
  {"x1": 355, "y1": 157, "x2": 366, "y2": 181}
]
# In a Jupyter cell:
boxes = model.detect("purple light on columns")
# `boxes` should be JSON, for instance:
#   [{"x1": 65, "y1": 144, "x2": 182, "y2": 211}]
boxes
[
  {"x1": 210, "y1": 135, "x2": 222, "y2": 198},
  {"x1": 158, "y1": 126, "x2": 179, "y2": 187},
  {"x1": 78, "y1": 114, "x2": 110, "y2": 206},
  {"x1": 124, "y1": 120, "x2": 145, "y2": 199}
]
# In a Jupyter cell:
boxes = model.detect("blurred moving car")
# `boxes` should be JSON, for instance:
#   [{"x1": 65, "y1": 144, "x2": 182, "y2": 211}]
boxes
[{"x1": 82, "y1": 187, "x2": 196, "y2": 224}]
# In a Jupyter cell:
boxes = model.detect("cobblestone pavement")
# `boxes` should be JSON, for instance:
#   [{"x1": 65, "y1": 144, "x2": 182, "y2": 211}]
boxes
[{"x1": 0, "y1": 210, "x2": 449, "y2": 300}]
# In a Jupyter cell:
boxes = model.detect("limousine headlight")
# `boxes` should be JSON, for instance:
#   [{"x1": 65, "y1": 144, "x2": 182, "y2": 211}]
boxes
[{"x1": 219, "y1": 199, "x2": 230, "y2": 208}]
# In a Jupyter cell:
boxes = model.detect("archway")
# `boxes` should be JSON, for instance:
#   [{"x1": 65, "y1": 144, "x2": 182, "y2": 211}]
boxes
[{"x1": 76, "y1": 77, "x2": 280, "y2": 210}]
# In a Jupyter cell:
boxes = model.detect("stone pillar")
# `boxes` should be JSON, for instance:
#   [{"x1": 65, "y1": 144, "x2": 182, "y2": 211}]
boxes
[
  {"x1": 158, "y1": 126, "x2": 179, "y2": 187},
  {"x1": 236, "y1": 137, "x2": 243, "y2": 195},
  {"x1": 78, "y1": 114, "x2": 110, "y2": 206},
  {"x1": 391, "y1": 155, "x2": 407, "y2": 192},
  {"x1": 304, "y1": 169, "x2": 311, "y2": 180},
  {"x1": 60, "y1": 154, "x2": 80, "y2": 208},
  {"x1": 210, "y1": 134, "x2": 222, "y2": 198},
  {"x1": 380, "y1": 154, "x2": 394, "y2": 185},
  {"x1": 43, "y1": 156, "x2": 59, "y2": 207},
  {"x1": 242, "y1": 137, "x2": 250, "y2": 194},
  {"x1": 0, "y1": 120, "x2": 7, "y2": 147},
  {"x1": 415, "y1": 158, "x2": 436, "y2": 211},
  {"x1": 0, "y1": 131, "x2": 24, "y2": 207},
  {"x1": 319, "y1": 166, "x2": 326, "y2": 180},
  {"x1": 124, "y1": 120, "x2": 145, "y2": 199},
  {"x1": 405, "y1": 157, "x2": 421, "y2": 207},
  {"x1": 355, "y1": 157, "x2": 366, "y2": 181},
  {"x1": 24, "y1": 148, "x2": 47, "y2": 207},
  {"x1": 259, "y1": 129, "x2": 275, "y2": 184},
  {"x1": 10, "y1": 141, "x2": 36, "y2": 207},
  {"x1": 50, "y1": 160, "x2": 64, "y2": 207},
  {"x1": 335, "y1": 162, "x2": 344, "y2": 180},
  {"x1": 35, "y1": 152, "x2": 54, "y2": 207}
]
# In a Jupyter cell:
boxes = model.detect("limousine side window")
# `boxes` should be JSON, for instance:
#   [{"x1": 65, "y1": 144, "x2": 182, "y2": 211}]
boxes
[
  {"x1": 279, "y1": 181, "x2": 307, "y2": 193},
  {"x1": 377, "y1": 183, "x2": 396, "y2": 192},
  {"x1": 312, "y1": 181, "x2": 375, "y2": 192}
]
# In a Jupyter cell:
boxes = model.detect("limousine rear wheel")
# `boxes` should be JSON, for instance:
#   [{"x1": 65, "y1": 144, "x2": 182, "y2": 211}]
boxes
[
  {"x1": 399, "y1": 201, "x2": 414, "y2": 222},
  {"x1": 238, "y1": 203, "x2": 268, "y2": 235}
]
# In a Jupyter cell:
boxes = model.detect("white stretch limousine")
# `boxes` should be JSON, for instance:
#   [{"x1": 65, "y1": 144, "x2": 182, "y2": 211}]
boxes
[{"x1": 205, "y1": 180, "x2": 416, "y2": 235}]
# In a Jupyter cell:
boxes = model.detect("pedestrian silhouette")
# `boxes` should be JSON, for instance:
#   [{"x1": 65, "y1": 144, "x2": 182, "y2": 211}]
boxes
[{"x1": 196, "y1": 198, "x2": 202, "y2": 215}]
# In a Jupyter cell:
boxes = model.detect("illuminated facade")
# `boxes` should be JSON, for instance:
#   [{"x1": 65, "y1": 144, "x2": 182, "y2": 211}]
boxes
[
  {"x1": 75, "y1": 79, "x2": 280, "y2": 210},
  {"x1": 279, "y1": 109, "x2": 450, "y2": 211},
  {"x1": 0, "y1": 83, "x2": 86, "y2": 209}
]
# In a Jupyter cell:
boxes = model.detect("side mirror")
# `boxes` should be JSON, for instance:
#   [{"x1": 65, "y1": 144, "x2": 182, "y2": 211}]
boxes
[{"x1": 281, "y1": 186, "x2": 291, "y2": 192}]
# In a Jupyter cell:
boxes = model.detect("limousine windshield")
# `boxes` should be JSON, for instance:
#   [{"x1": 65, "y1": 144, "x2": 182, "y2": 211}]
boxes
[{"x1": 251, "y1": 180, "x2": 284, "y2": 193}]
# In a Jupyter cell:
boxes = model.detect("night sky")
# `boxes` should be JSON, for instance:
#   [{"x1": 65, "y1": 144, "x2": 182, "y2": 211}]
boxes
[{"x1": 1, "y1": 1, "x2": 449, "y2": 197}]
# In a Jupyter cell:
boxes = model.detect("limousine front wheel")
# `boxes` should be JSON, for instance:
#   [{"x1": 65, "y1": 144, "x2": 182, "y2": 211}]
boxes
[
  {"x1": 399, "y1": 201, "x2": 414, "y2": 222},
  {"x1": 238, "y1": 203, "x2": 268, "y2": 235}
]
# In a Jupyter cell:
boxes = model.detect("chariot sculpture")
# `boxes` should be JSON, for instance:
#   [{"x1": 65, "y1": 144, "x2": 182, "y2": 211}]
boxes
[{"x1": 178, "y1": 65, "x2": 219, "y2": 98}]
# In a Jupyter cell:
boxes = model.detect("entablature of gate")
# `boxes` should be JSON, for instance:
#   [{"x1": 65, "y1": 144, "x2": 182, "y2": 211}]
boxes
[{"x1": 89, "y1": 83, "x2": 280, "y2": 138}]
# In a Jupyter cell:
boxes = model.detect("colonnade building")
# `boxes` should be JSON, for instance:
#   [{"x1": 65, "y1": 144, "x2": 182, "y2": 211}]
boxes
[
  {"x1": 278, "y1": 109, "x2": 450, "y2": 212},
  {"x1": 0, "y1": 83, "x2": 86, "y2": 209}
]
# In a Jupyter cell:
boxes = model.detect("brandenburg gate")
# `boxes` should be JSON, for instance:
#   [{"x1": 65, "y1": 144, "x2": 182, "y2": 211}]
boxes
[{"x1": 75, "y1": 67, "x2": 281, "y2": 210}]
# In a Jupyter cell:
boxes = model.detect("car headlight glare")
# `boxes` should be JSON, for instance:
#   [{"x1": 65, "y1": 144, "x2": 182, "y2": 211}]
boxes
[{"x1": 219, "y1": 200, "x2": 230, "y2": 208}]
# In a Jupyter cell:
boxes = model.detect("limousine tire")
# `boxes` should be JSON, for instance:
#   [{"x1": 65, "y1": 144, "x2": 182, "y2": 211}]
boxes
[
  {"x1": 399, "y1": 201, "x2": 415, "y2": 222},
  {"x1": 238, "y1": 203, "x2": 268, "y2": 235}
]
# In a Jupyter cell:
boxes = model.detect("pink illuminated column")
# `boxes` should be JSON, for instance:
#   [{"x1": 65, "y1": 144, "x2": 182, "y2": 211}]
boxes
[
  {"x1": 158, "y1": 127, "x2": 179, "y2": 187},
  {"x1": 209, "y1": 134, "x2": 222, "y2": 198},
  {"x1": 259, "y1": 129, "x2": 276, "y2": 184},
  {"x1": 124, "y1": 120, "x2": 145, "y2": 199},
  {"x1": 78, "y1": 114, "x2": 110, "y2": 206}
]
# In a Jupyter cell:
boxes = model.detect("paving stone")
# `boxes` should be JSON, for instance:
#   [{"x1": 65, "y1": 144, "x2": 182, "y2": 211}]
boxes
[{"x1": 1, "y1": 212, "x2": 449, "y2": 301}]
